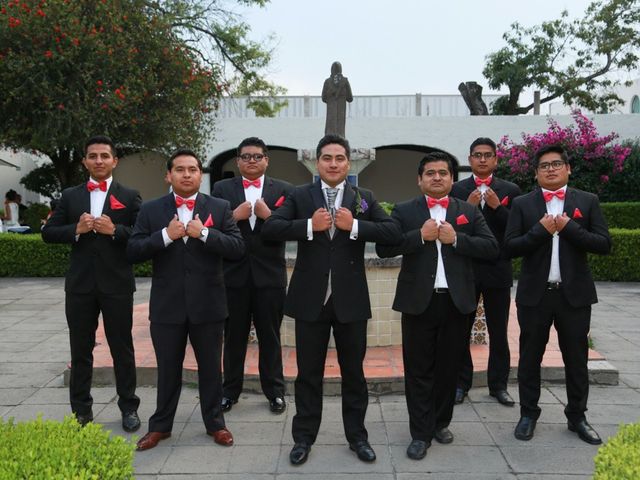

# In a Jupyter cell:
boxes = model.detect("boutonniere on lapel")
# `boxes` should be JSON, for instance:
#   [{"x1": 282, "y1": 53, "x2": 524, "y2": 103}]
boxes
[
  {"x1": 109, "y1": 195, "x2": 126, "y2": 210},
  {"x1": 456, "y1": 214, "x2": 469, "y2": 225},
  {"x1": 274, "y1": 195, "x2": 285, "y2": 208},
  {"x1": 203, "y1": 214, "x2": 214, "y2": 227},
  {"x1": 500, "y1": 196, "x2": 510, "y2": 206},
  {"x1": 354, "y1": 190, "x2": 368, "y2": 215},
  {"x1": 572, "y1": 208, "x2": 583, "y2": 219}
]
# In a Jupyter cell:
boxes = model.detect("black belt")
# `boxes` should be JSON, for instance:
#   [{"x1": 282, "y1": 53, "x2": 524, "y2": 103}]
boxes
[
  {"x1": 434, "y1": 287, "x2": 449, "y2": 294},
  {"x1": 546, "y1": 282, "x2": 562, "y2": 290}
]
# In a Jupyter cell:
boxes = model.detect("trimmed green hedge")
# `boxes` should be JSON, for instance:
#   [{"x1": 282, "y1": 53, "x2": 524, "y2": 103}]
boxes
[
  {"x1": 0, "y1": 415, "x2": 135, "y2": 479},
  {"x1": 601, "y1": 202, "x2": 640, "y2": 229},
  {"x1": 593, "y1": 422, "x2": 640, "y2": 480},
  {"x1": 0, "y1": 233, "x2": 151, "y2": 277}
]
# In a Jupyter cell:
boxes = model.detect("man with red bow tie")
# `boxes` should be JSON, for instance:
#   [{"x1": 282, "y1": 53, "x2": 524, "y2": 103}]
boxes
[
  {"x1": 450, "y1": 138, "x2": 522, "y2": 407},
  {"x1": 377, "y1": 152, "x2": 498, "y2": 461},
  {"x1": 127, "y1": 149, "x2": 244, "y2": 451},
  {"x1": 505, "y1": 144, "x2": 611, "y2": 445},
  {"x1": 212, "y1": 137, "x2": 293, "y2": 414},
  {"x1": 42, "y1": 135, "x2": 142, "y2": 432}
]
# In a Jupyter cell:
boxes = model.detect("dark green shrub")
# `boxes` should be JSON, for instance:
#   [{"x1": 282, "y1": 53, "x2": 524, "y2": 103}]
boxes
[
  {"x1": 22, "y1": 202, "x2": 51, "y2": 233},
  {"x1": 0, "y1": 415, "x2": 135, "y2": 479},
  {"x1": 601, "y1": 203, "x2": 640, "y2": 229},
  {"x1": 593, "y1": 422, "x2": 640, "y2": 480}
]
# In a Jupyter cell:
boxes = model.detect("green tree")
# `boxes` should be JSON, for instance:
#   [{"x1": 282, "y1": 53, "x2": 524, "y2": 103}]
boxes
[
  {"x1": 0, "y1": 0, "x2": 283, "y2": 196},
  {"x1": 484, "y1": 0, "x2": 640, "y2": 115}
]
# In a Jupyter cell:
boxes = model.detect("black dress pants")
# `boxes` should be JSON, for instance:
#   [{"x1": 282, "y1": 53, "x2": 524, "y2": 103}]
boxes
[
  {"x1": 292, "y1": 297, "x2": 369, "y2": 445},
  {"x1": 517, "y1": 289, "x2": 591, "y2": 423},
  {"x1": 457, "y1": 286, "x2": 512, "y2": 393},
  {"x1": 402, "y1": 291, "x2": 467, "y2": 441},
  {"x1": 65, "y1": 291, "x2": 139, "y2": 415},
  {"x1": 223, "y1": 286, "x2": 286, "y2": 401}
]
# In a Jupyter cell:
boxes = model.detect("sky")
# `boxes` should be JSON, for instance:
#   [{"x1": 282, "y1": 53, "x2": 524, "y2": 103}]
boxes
[{"x1": 236, "y1": 0, "x2": 603, "y2": 98}]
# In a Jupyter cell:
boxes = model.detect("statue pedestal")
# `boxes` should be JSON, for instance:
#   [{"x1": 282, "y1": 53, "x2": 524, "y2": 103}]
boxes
[{"x1": 298, "y1": 148, "x2": 376, "y2": 179}]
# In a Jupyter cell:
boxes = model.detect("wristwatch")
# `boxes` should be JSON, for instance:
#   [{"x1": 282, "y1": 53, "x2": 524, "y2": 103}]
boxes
[{"x1": 199, "y1": 227, "x2": 208, "y2": 239}]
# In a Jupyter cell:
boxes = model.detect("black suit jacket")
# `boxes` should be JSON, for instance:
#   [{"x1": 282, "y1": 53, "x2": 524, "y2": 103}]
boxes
[
  {"x1": 211, "y1": 176, "x2": 294, "y2": 288},
  {"x1": 504, "y1": 187, "x2": 611, "y2": 308},
  {"x1": 450, "y1": 176, "x2": 522, "y2": 288},
  {"x1": 261, "y1": 181, "x2": 400, "y2": 323},
  {"x1": 42, "y1": 181, "x2": 141, "y2": 294},
  {"x1": 126, "y1": 193, "x2": 244, "y2": 325},
  {"x1": 376, "y1": 196, "x2": 499, "y2": 315}
]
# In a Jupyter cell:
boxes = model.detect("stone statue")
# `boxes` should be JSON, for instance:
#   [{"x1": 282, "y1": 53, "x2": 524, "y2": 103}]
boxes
[
  {"x1": 458, "y1": 81, "x2": 489, "y2": 115},
  {"x1": 322, "y1": 61, "x2": 353, "y2": 136}
]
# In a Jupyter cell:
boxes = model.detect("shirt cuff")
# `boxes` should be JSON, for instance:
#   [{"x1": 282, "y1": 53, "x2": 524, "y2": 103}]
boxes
[
  {"x1": 453, "y1": 235, "x2": 457, "y2": 248},
  {"x1": 349, "y1": 219, "x2": 359, "y2": 240},
  {"x1": 307, "y1": 219, "x2": 313, "y2": 240},
  {"x1": 199, "y1": 228, "x2": 209, "y2": 243},
  {"x1": 162, "y1": 227, "x2": 174, "y2": 247}
]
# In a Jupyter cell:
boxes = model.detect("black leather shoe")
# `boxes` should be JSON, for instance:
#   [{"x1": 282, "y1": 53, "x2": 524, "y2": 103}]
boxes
[
  {"x1": 122, "y1": 411, "x2": 141, "y2": 432},
  {"x1": 568, "y1": 419, "x2": 602, "y2": 445},
  {"x1": 349, "y1": 440, "x2": 376, "y2": 462},
  {"x1": 434, "y1": 427, "x2": 454, "y2": 444},
  {"x1": 75, "y1": 412, "x2": 93, "y2": 427},
  {"x1": 514, "y1": 416, "x2": 536, "y2": 441},
  {"x1": 490, "y1": 390, "x2": 515, "y2": 407},
  {"x1": 406, "y1": 439, "x2": 430, "y2": 460},
  {"x1": 289, "y1": 442, "x2": 311, "y2": 465},
  {"x1": 269, "y1": 396, "x2": 286, "y2": 414},
  {"x1": 454, "y1": 388, "x2": 467, "y2": 405},
  {"x1": 220, "y1": 397, "x2": 237, "y2": 412}
]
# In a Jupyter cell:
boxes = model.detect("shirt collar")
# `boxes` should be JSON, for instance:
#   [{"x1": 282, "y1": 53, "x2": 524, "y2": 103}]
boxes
[
  {"x1": 89, "y1": 176, "x2": 113, "y2": 189},
  {"x1": 321, "y1": 180, "x2": 345, "y2": 190},
  {"x1": 541, "y1": 185, "x2": 568, "y2": 194},
  {"x1": 173, "y1": 192, "x2": 198, "y2": 201}
]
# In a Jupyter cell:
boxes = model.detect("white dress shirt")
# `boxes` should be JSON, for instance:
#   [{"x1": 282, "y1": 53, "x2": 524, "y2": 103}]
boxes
[
  {"x1": 88, "y1": 176, "x2": 112, "y2": 219},
  {"x1": 162, "y1": 192, "x2": 207, "y2": 245},
  {"x1": 242, "y1": 175, "x2": 264, "y2": 230},
  {"x1": 473, "y1": 174, "x2": 492, "y2": 209},
  {"x1": 542, "y1": 186, "x2": 567, "y2": 282},
  {"x1": 306, "y1": 180, "x2": 359, "y2": 240},
  {"x1": 427, "y1": 196, "x2": 449, "y2": 289}
]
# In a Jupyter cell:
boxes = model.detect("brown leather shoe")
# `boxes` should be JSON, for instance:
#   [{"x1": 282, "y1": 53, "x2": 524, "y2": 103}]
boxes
[
  {"x1": 207, "y1": 427, "x2": 234, "y2": 446},
  {"x1": 136, "y1": 431, "x2": 171, "y2": 451}
]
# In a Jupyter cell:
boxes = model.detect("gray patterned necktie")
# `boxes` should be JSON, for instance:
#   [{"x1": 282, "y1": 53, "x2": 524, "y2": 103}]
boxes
[{"x1": 325, "y1": 187, "x2": 338, "y2": 237}]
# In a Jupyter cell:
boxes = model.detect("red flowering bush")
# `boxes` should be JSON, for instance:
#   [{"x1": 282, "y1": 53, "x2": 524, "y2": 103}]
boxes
[{"x1": 496, "y1": 110, "x2": 632, "y2": 197}]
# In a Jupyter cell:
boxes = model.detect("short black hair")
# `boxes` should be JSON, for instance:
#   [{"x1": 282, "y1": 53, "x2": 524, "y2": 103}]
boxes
[
  {"x1": 5, "y1": 189, "x2": 18, "y2": 201},
  {"x1": 85, "y1": 135, "x2": 116, "y2": 157},
  {"x1": 167, "y1": 148, "x2": 203, "y2": 171},
  {"x1": 532, "y1": 144, "x2": 569, "y2": 169},
  {"x1": 316, "y1": 134, "x2": 350, "y2": 160},
  {"x1": 418, "y1": 152, "x2": 454, "y2": 176},
  {"x1": 469, "y1": 137, "x2": 496, "y2": 154},
  {"x1": 237, "y1": 137, "x2": 268, "y2": 156}
]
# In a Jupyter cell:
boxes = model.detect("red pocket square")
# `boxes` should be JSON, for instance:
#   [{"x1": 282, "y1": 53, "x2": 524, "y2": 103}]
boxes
[
  {"x1": 203, "y1": 214, "x2": 214, "y2": 227},
  {"x1": 573, "y1": 208, "x2": 583, "y2": 219},
  {"x1": 500, "y1": 196, "x2": 509, "y2": 206},
  {"x1": 456, "y1": 214, "x2": 469, "y2": 225},
  {"x1": 109, "y1": 195, "x2": 125, "y2": 210},
  {"x1": 275, "y1": 195, "x2": 285, "y2": 207}
]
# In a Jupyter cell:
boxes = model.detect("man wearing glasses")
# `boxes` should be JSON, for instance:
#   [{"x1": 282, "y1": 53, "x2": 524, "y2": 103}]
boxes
[
  {"x1": 450, "y1": 138, "x2": 521, "y2": 407},
  {"x1": 505, "y1": 144, "x2": 611, "y2": 444},
  {"x1": 212, "y1": 137, "x2": 293, "y2": 414}
]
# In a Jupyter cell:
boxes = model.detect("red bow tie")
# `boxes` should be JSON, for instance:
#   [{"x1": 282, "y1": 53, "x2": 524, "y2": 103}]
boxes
[
  {"x1": 175, "y1": 196, "x2": 195, "y2": 210},
  {"x1": 543, "y1": 190, "x2": 565, "y2": 202},
  {"x1": 427, "y1": 196, "x2": 449, "y2": 209},
  {"x1": 475, "y1": 177, "x2": 492, "y2": 187},
  {"x1": 243, "y1": 178, "x2": 261, "y2": 189},
  {"x1": 87, "y1": 180, "x2": 107, "y2": 192}
]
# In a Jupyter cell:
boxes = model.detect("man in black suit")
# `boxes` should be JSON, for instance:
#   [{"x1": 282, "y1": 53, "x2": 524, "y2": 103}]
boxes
[
  {"x1": 450, "y1": 137, "x2": 522, "y2": 407},
  {"x1": 505, "y1": 144, "x2": 611, "y2": 444},
  {"x1": 42, "y1": 135, "x2": 141, "y2": 432},
  {"x1": 262, "y1": 134, "x2": 400, "y2": 465},
  {"x1": 127, "y1": 149, "x2": 244, "y2": 451},
  {"x1": 212, "y1": 137, "x2": 293, "y2": 414},
  {"x1": 377, "y1": 152, "x2": 498, "y2": 460}
]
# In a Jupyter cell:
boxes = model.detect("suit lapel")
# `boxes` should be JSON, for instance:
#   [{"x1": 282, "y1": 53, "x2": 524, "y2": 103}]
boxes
[
  {"x1": 310, "y1": 180, "x2": 325, "y2": 211},
  {"x1": 102, "y1": 181, "x2": 117, "y2": 215},
  {"x1": 343, "y1": 182, "x2": 355, "y2": 212},
  {"x1": 78, "y1": 183, "x2": 91, "y2": 218},
  {"x1": 445, "y1": 196, "x2": 460, "y2": 227},
  {"x1": 563, "y1": 188, "x2": 577, "y2": 220},
  {"x1": 415, "y1": 195, "x2": 431, "y2": 225},
  {"x1": 233, "y1": 177, "x2": 246, "y2": 204},
  {"x1": 262, "y1": 176, "x2": 276, "y2": 205}
]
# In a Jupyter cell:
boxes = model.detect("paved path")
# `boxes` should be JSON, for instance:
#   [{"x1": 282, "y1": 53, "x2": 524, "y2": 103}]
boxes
[{"x1": 1, "y1": 278, "x2": 638, "y2": 479}]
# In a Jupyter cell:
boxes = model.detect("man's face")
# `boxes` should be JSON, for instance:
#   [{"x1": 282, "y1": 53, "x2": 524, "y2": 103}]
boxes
[
  {"x1": 237, "y1": 145, "x2": 269, "y2": 180},
  {"x1": 536, "y1": 152, "x2": 571, "y2": 191},
  {"x1": 418, "y1": 160, "x2": 453, "y2": 198},
  {"x1": 82, "y1": 143, "x2": 118, "y2": 181},
  {"x1": 166, "y1": 155, "x2": 202, "y2": 197},
  {"x1": 316, "y1": 143, "x2": 350, "y2": 187},
  {"x1": 468, "y1": 144, "x2": 497, "y2": 178}
]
